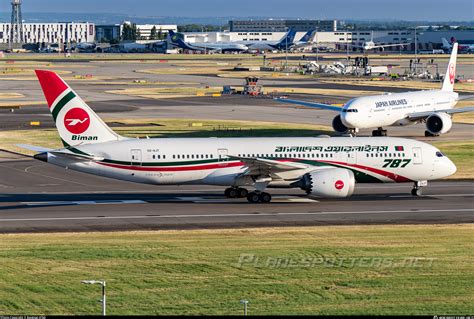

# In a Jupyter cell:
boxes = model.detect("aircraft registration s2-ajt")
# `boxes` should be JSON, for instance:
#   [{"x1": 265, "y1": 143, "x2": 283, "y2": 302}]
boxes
[
  {"x1": 21, "y1": 70, "x2": 456, "y2": 203},
  {"x1": 277, "y1": 43, "x2": 474, "y2": 137}
]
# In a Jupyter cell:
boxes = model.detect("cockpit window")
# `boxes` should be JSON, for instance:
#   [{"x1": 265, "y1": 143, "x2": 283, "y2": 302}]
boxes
[
  {"x1": 436, "y1": 151, "x2": 445, "y2": 157},
  {"x1": 342, "y1": 109, "x2": 359, "y2": 113}
]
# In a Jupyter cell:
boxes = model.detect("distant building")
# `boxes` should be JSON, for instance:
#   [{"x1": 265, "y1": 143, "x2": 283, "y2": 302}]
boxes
[
  {"x1": 0, "y1": 22, "x2": 95, "y2": 45},
  {"x1": 229, "y1": 19, "x2": 339, "y2": 32},
  {"x1": 136, "y1": 24, "x2": 177, "y2": 39},
  {"x1": 96, "y1": 24, "x2": 121, "y2": 43},
  {"x1": 96, "y1": 23, "x2": 177, "y2": 43}
]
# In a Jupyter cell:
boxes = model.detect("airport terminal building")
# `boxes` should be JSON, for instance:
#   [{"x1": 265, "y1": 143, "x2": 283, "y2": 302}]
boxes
[
  {"x1": 0, "y1": 22, "x2": 95, "y2": 45},
  {"x1": 229, "y1": 19, "x2": 340, "y2": 32},
  {"x1": 182, "y1": 29, "x2": 474, "y2": 52}
]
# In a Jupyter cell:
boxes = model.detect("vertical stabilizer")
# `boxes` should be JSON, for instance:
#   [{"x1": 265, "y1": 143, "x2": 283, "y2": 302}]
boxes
[
  {"x1": 35, "y1": 70, "x2": 123, "y2": 147},
  {"x1": 441, "y1": 42, "x2": 458, "y2": 91}
]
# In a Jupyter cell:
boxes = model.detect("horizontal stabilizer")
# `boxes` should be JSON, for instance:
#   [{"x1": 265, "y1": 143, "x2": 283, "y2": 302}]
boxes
[{"x1": 16, "y1": 144, "x2": 53, "y2": 153}]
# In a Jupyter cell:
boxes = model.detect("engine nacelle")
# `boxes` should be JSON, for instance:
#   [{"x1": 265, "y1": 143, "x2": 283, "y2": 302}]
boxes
[
  {"x1": 332, "y1": 115, "x2": 348, "y2": 133},
  {"x1": 297, "y1": 168, "x2": 355, "y2": 198},
  {"x1": 426, "y1": 112, "x2": 452, "y2": 135}
]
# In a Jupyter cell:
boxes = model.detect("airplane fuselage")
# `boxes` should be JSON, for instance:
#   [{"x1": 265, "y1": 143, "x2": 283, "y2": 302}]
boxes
[
  {"x1": 341, "y1": 90, "x2": 459, "y2": 129},
  {"x1": 43, "y1": 137, "x2": 455, "y2": 188}
]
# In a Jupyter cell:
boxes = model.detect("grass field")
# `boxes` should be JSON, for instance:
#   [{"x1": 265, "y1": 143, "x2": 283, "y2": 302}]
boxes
[{"x1": 0, "y1": 225, "x2": 472, "y2": 315}]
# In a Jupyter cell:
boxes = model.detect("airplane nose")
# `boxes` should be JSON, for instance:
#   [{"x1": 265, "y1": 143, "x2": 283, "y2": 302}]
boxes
[
  {"x1": 341, "y1": 112, "x2": 356, "y2": 128},
  {"x1": 447, "y1": 158, "x2": 457, "y2": 176}
]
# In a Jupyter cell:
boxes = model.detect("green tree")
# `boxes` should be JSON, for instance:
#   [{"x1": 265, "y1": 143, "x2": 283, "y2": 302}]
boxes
[
  {"x1": 121, "y1": 23, "x2": 139, "y2": 41},
  {"x1": 150, "y1": 26, "x2": 157, "y2": 40}
]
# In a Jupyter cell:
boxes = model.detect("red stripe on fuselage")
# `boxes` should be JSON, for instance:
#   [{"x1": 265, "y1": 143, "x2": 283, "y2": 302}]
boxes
[
  {"x1": 321, "y1": 160, "x2": 412, "y2": 182},
  {"x1": 98, "y1": 161, "x2": 245, "y2": 172},
  {"x1": 97, "y1": 159, "x2": 412, "y2": 182}
]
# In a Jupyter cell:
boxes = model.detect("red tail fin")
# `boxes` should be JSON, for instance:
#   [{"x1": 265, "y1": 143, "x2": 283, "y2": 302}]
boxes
[{"x1": 35, "y1": 70, "x2": 69, "y2": 108}]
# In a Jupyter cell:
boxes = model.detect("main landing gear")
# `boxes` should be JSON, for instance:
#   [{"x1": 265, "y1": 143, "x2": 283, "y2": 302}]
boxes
[
  {"x1": 411, "y1": 181, "x2": 427, "y2": 197},
  {"x1": 372, "y1": 127, "x2": 387, "y2": 137},
  {"x1": 224, "y1": 187, "x2": 272, "y2": 203},
  {"x1": 224, "y1": 187, "x2": 248, "y2": 198},
  {"x1": 246, "y1": 191, "x2": 272, "y2": 203}
]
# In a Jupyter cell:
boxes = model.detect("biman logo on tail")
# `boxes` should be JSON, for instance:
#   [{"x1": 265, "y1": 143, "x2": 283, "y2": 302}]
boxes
[{"x1": 63, "y1": 107, "x2": 97, "y2": 141}]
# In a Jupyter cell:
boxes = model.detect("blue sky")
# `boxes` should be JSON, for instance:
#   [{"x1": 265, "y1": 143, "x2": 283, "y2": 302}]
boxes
[{"x1": 2, "y1": 0, "x2": 473, "y2": 20}]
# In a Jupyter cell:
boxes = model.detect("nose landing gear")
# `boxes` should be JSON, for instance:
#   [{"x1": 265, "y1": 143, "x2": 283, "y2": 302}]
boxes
[
  {"x1": 411, "y1": 181, "x2": 427, "y2": 197},
  {"x1": 372, "y1": 127, "x2": 387, "y2": 137}
]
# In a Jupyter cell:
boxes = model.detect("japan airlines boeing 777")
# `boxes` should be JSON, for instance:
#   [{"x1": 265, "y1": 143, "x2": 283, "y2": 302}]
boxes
[
  {"x1": 22, "y1": 70, "x2": 456, "y2": 203},
  {"x1": 277, "y1": 43, "x2": 474, "y2": 137}
]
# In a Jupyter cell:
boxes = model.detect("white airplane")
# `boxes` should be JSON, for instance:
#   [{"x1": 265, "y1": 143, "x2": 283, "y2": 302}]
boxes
[
  {"x1": 243, "y1": 29, "x2": 297, "y2": 52},
  {"x1": 276, "y1": 43, "x2": 474, "y2": 137},
  {"x1": 21, "y1": 70, "x2": 456, "y2": 203},
  {"x1": 350, "y1": 31, "x2": 409, "y2": 51},
  {"x1": 442, "y1": 37, "x2": 474, "y2": 53},
  {"x1": 290, "y1": 29, "x2": 316, "y2": 50},
  {"x1": 168, "y1": 30, "x2": 248, "y2": 53}
]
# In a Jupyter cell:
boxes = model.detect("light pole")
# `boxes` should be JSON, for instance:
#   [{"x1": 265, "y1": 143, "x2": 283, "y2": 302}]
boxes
[
  {"x1": 240, "y1": 299, "x2": 249, "y2": 316},
  {"x1": 414, "y1": 26, "x2": 422, "y2": 74},
  {"x1": 285, "y1": 28, "x2": 289, "y2": 70},
  {"x1": 81, "y1": 280, "x2": 106, "y2": 316}
]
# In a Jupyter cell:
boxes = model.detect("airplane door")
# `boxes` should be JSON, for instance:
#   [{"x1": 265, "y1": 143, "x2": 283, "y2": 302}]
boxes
[
  {"x1": 217, "y1": 148, "x2": 229, "y2": 167},
  {"x1": 412, "y1": 147, "x2": 422, "y2": 164},
  {"x1": 130, "y1": 149, "x2": 142, "y2": 166}
]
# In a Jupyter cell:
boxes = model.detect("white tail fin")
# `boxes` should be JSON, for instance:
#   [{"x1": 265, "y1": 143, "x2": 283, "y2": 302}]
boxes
[
  {"x1": 441, "y1": 42, "x2": 458, "y2": 92},
  {"x1": 35, "y1": 70, "x2": 123, "y2": 147},
  {"x1": 441, "y1": 37, "x2": 452, "y2": 50}
]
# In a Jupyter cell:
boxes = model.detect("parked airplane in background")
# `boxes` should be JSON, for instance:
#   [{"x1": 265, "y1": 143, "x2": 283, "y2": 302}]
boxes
[
  {"x1": 73, "y1": 42, "x2": 97, "y2": 52},
  {"x1": 442, "y1": 37, "x2": 474, "y2": 53},
  {"x1": 277, "y1": 43, "x2": 474, "y2": 137},
  {"x1": 168, "y1": 30, "x2": 248, "y2": 52},
  {"x1": 291, "y1": 29, "x2": 316, "y2": 50},
  {"x1": 244, "y1": 29, "x2": 297, "y2": 51},
  {"x1": 350, "y1": 31, "x2": 409, "y2": 51},
  {"x1": 20, "y1": 70, "x2": 456, "y2": 203}
]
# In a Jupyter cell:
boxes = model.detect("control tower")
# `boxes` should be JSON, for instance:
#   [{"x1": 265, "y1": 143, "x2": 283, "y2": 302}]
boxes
[{"x1": 9, "y1": 0, "x2": 24, "y2": 50}]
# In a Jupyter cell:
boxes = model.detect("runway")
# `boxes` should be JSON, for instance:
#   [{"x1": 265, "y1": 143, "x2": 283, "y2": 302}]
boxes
[{"x1": 1, "y1": 154, "x2": 473, "y2": 233}]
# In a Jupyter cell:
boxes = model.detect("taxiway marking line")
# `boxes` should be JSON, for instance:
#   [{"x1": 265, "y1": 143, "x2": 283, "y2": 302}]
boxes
[{"x1": 1, "y1": 208, "x2": 473, "y2": 222}]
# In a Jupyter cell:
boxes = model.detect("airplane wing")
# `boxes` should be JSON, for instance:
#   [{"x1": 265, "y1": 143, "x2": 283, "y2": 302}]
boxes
[
  {"x1": 228, "y1": 155, "x2": 309, "y2": 179},
  {"x1": 457, "y1": 95, "x2": 474, "y2": 101},
  {"x1": 375, "y1": 43, "x2": 410, "y2": 48},
  {"x1": 16, "y1": 144, "x2": 53, "y2": 153},
  {"x1": 274, "y1": 98, "x2": 342, "y2": 112},
  {"x1": 407, "y1": 107, "x2": 474, "y2": 121}
]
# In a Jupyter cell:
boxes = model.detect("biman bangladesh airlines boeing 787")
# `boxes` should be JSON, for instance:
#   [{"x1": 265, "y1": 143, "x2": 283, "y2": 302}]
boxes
[{"x1": 21, "y1": 70, "x2": 457, "y2": 203}]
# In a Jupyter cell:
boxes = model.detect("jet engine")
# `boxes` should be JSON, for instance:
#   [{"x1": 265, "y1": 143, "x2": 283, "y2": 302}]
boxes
[
  {"x1": 332, "y1": 115, "x2": 348, "y2": 133},
  {"x1": 426, "y1": 112, "x2": 452, "y2": 135},
  {"x1": 296, "y1": 168, "x2": 355, "y2": 198}
]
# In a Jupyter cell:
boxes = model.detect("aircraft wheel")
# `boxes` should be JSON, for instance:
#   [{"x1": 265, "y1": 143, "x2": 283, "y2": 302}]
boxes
[
  {"x1": 247, "y1": 192, "x2": 261, "y2": 203},
  {"x1": 227, "y1": 188, "x2": 238, "y2": 198},
  {"x1": 259, "y1": 192, "x2": 272, "y2": 203},
  {"x1": 411, "y1": 188, "x2": 423, "y2": 197},
  {"x1": 424, "y1": 130, "x2": 438, "y2": 137},
  {"x1": 237, "y1": 188, "x2": 249, "y2": 198},
  {"x1": 224, "y1": 188, "x2": 231, "y2": 198}
]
